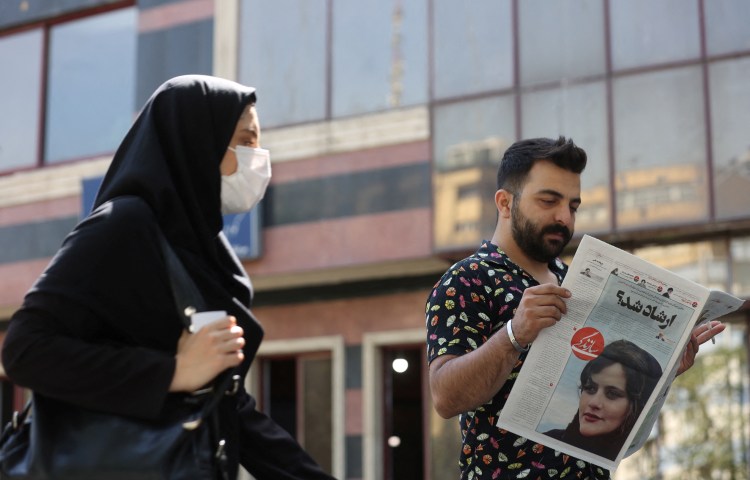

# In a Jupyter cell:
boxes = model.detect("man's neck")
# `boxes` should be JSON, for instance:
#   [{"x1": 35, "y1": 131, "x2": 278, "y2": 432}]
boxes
[{"x1": 491, "y1": 233, "x2": 557, "y2": 285}]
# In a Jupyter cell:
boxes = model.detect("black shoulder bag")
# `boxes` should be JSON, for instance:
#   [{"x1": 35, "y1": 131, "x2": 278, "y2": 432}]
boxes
[{"x1": 0, "y1": 234, "x2": 239, "y2": 480}]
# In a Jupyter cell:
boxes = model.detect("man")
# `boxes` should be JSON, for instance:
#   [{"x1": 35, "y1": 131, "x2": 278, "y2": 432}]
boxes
[{"x1": 426, "y1": 136, "x2": 723, "y2": 480}]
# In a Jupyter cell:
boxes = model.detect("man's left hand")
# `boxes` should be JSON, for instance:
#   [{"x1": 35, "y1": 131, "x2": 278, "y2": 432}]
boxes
[{"x1": 676, "y1": 320, "x2": 725, "y2": 376}]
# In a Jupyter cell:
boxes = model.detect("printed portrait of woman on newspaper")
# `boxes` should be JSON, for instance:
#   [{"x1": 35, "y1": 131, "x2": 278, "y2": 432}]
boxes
[{"x1": 543, "y1": 339, "x2": 663, "y2": 460}]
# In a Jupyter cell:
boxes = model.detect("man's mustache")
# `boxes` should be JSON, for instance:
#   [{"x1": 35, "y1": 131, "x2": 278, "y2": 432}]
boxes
[{"x1": 542, "y1": 224, "x2": 571, "y2": 241}]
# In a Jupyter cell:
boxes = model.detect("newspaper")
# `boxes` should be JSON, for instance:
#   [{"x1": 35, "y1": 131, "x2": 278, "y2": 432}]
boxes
[{"x1": 496, "y1": 234, "x2": 744, "y2": 471}]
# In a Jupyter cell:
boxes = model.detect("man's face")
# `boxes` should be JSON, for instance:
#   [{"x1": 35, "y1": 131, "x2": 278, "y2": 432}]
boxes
[{"x1": 510, "y1": 160, "x2": 581, "y2": 263}]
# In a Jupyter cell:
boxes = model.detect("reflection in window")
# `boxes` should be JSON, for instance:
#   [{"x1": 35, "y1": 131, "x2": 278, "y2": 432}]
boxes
[
  {"x1": 432, "y1": 0, "x2": 512, "y2": 99},
  {"x1": 710, "y1": 58, "x2": 750, "y2": 220},
  {"x1": 332, "y1": 0, "x2": 427, "y2": 117},
  {"x1": 433, "y1": 96, "x2": 515, "y2": 251},
  {"x1": 521, "y1": 82, "x2": 609, "y2": 232},
  {"x1": 239, "y1": 0, "x2": 327, "y2": 127},
  {"x1": 613, "y1": 67, "x2": 708, "y2": 228},
  {"x1": 704, "y1": 0, "x2": 750, "y2": 56},
  {"x1": 609, "y1": 0, "x2": 700, "y2": 70},
  {"x1": 518, "y1": 0, "x2": 605, "y2": 86},
  {"x1": 0, "y1": 29, "x2": 43, "y2": 172},
  {"x1": 633, "y1": 240, "x2": 728, "y2": 292},
  {"x1": 731, "y1": 237, "x2": 750, "y2": 297},
  {"x1": 45, "y1": 8, "x2": 136, "y2": 164}
]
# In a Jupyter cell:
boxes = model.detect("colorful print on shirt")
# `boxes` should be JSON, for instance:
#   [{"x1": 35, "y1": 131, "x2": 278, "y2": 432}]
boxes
[{"x1": 425, "y1": 241, "x2": 610, "y2": 480}]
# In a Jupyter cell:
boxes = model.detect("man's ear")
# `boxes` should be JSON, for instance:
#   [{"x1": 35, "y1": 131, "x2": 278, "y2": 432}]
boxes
[{"x1": 495, "y1": 189, "x2": 513, "y2": 219}]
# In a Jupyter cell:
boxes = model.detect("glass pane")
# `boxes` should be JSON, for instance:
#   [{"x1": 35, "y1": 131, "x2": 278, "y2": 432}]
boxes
[
  {"x1": 710, "y1": 57, "x2": 750, "y2": 220},
  {"x1": 239, "y1": 0, "x2": 327, "y2": 127},
  {"x1": 704, "y1": 0, "x2": 750, "y2": 55},
  {"x1": 332, "y1": 0, "x2": 428, "y2": 117},
  {"x1": 632, "y1": 240, "x2": 729, "y2": 292},
  {"x1": 433, "y1": 96, "x2": 515, "y2": 251},
  {"x1": 45, "y1": 8, "x2": 136, "y2": 164},
  {"x1": 262, "y1": 358, "x2": 297, "y2": 436},
  {"x1": 519, "y1": 0, "x2": 605, "y2": 85},
  {"x1": 613, "y1": 67, "x2": 708, "y2": 229},
  {"x1": 0, "y1": 29, "x2": 43, "y2": 171},
  {"x1": 433, "y1": 0, "x2": 513, "y2": 99},
  {"x1": 302, "y1": 356, "x2": 332, "y2": 473},
  {"x1": 521, "y1": 81, "x2": 610, "y2": 232},
  {"x1": 610, "y1": 0, "x2": 700, "y2": 70},
  {"x1": 383, "y1": 348, "x2": 423, "y2": 480},
  {"x1": 731, "y1": 236, "x2": 750, "y2": 297}
]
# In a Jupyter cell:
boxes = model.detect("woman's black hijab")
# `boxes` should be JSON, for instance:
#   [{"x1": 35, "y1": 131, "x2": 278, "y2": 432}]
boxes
[{"x1": 95, "y1": 75, "x2": 256, "y2": 258}]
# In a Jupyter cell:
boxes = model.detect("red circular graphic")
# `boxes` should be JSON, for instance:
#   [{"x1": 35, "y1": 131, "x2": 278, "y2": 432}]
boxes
[
  {"x1": 657, "y1": 285, "x2": 663, "y2": 293},
  {"x1": 633, "y1": 276, "x2": 640, "y2": 282},
  {"x1": 570, "y1": 327, "x2": 605, "y2": 361}
]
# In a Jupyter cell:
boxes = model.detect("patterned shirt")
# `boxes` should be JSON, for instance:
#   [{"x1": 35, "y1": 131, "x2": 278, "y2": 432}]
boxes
[{"x1": 426, "y1": 241, "x2": 610, "y2": 480}]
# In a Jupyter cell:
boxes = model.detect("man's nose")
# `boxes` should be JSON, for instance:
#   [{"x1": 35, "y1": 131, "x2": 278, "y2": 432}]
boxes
[{"x1": 555, "y1": 205, "x2": 573, "y2": 226}]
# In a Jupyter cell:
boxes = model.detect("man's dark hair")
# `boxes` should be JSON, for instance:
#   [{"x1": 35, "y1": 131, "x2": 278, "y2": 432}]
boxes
[{"x1": 496, "y1": 136, "x2": 587, "y2": 192}]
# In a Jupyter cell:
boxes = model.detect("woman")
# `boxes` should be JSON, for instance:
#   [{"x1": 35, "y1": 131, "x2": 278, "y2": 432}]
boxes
[
  {"x1": 545, "y1": 339, "x2": 663, "y2": 460},
  {"x1": 2, "y1": 75, "x2": 334, "y2": 479}
]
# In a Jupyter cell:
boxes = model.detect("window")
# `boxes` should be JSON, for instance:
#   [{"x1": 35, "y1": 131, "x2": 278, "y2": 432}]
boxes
[
  {"x1": 613, "y1": 66, "x2": 708, "y2": 229},
  {"x1": 704, "y1": 0, "x2": 750, "y2": 56},
  {"x1": 432, "y1": 0, "x2": 513, "y2": 99},
  {"x1": 260, "y1": 354, "x2": 333, "y2": 473},
  {"x1": 0, "y1": 6, "x2": 136, "y2": 171},
  {"x1": 45, "y1": 7, "x2": 137, "y2": 164},
  {"x1": 521, "y1": 81, "x2": 610, "y2": 232},
  {"x1": 710, "y1": 57, "x2": 750, "y2": 220},
  {"x1": 609, "y1": 0, "x2": 700, "y2": 70},
  {"x1": 518, "y1": 0, "x2": 605, "y2": 86},
  {"x1": 238, "y1": 0, "x2": 327, "y2": 128},
  {"x1": 0, "y1": 29, "x2": 43, "y2": 172},
  {"x1": 332, "y1": 0, "x2": 428, "y2": 117},
  {"x1": 432, "y1": 95, "x2": 515, "y2": 251}
]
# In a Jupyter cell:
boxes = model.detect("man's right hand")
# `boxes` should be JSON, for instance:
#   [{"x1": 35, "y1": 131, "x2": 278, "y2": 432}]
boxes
[{"x1": 509, "y1": 284, "x2": 570, "y2": 347}]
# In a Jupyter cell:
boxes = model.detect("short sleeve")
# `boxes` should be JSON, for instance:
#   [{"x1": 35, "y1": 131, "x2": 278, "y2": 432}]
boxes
[{"x1": 426, "y1": 260, "x2": 495, "y2": 364}]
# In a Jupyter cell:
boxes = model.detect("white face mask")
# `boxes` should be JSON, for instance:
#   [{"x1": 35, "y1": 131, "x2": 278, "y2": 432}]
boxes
[{"x1": 220, "y1": 146, "x2": 272, "y2": 215}]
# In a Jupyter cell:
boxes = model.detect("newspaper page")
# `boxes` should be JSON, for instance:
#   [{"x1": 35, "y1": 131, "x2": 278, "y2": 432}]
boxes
[{"x1": 496, "y1": 234, "x2": 744, "y2": 471}]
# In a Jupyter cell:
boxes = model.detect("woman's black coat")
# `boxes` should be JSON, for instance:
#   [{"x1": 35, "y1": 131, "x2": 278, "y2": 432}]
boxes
[{"x1": 2, "y1": 75, "x2": 333, "y2": 480}]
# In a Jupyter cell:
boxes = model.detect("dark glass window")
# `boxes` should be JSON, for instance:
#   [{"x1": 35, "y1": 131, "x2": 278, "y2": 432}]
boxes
[
  {"x1": 0, "y1": 29, "x2": 43, "y2": 172},
  {"x1": 45, "y1": 7, "x2": 136, "y2": 164},
  {"x1": 238, "y1": 0, "x2": 327, "y2": 128},
  {"x1": 260, "y1": 354, "x2": 333, "y2": 474}
]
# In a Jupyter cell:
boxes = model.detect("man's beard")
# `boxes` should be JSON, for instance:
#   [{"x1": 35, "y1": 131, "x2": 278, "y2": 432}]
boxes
[{"x1": 510, "y1": 199, "x2": 572, "y2": 263}]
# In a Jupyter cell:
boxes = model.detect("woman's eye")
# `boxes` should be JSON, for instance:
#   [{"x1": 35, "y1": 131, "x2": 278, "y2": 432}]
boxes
[
  {"x1": 605, "y1": 389, "x2": 625, "y2": 400},
  {"x1": 582, "y1": 384, "x2": 597, "y2": 395}
]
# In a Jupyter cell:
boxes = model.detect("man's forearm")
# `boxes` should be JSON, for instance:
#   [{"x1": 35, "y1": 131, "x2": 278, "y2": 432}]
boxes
[{"x1": 429, "y1": 328, "x2": 520, "y2": 418}]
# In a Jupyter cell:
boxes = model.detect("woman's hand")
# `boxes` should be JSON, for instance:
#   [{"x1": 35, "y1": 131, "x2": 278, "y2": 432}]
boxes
[{"x1": 169, "y1": 316, "x2": 245, "y2": 392}]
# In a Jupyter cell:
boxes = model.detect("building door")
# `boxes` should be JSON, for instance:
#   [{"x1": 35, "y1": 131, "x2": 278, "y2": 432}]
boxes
[{"x1": 382, "y1": 345, "x2": 425, "y2": 480}]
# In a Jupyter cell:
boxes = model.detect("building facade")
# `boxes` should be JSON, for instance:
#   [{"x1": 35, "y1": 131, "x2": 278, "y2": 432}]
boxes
[{"x1": 0, "y1": 1, "x2": 749, "y2": 479}]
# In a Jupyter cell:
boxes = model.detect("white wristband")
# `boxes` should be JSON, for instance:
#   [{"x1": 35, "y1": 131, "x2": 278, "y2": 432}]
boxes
[{"x1": 506, "y1": 320, "x2": 529, "y2": 353}]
